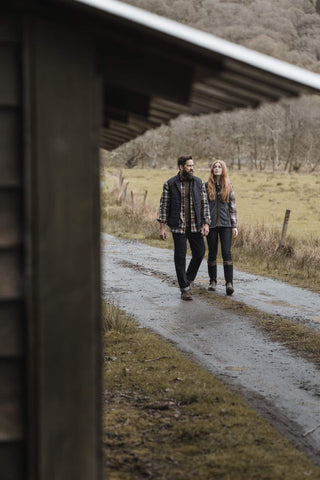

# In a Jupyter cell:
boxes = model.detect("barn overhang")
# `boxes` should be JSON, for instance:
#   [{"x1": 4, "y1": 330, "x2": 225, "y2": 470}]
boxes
[
  {"x1": 7, "y1": 0, "x2": 320, "y2": 150},
  {"x1": 67, "y1": 0, "x2": 320, "y2": 149}
]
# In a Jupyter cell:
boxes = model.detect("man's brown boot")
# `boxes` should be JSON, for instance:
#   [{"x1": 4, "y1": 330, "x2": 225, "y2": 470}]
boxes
[{"x1": 181, "y1": 290, "x2": 192, "y2": 301}]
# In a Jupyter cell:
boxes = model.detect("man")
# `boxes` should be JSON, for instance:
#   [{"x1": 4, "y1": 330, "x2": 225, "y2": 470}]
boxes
[{"x1": 158, "y1": 155, "x2": 210, "y2": 300}]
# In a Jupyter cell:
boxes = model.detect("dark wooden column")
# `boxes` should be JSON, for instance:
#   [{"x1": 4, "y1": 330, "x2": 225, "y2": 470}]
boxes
[
  {"x1": 0, "y1": 13, "x2": 25, "y2": 480},
  {"x1": 23, "y1": 15, "x2": 102, "y2": 480}
]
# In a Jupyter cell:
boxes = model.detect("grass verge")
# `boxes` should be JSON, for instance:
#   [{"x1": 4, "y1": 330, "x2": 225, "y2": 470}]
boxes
[
  {"x1": 193, "y1": 284, "x2": 320, "y2": 368},
  {"x1": 103, "y1": 302, "x2": 320, "y2": 480}
]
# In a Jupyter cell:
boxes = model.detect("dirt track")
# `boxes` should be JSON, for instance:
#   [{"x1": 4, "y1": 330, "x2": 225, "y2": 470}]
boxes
[{"x1": 102, "y1": 233, "x2": 320, "y2": 464}]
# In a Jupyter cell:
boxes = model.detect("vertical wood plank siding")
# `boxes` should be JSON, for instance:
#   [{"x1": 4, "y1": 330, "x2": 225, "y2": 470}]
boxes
[
  {"x1": 23, "y1": 16, "x2": 102, "y2": 480},
  {"x1": 0, "y1": 14, "x2": 25, "y2": 480},
  {"x1": 0, "y1": 9, "x2": 102, "y2": 479}
]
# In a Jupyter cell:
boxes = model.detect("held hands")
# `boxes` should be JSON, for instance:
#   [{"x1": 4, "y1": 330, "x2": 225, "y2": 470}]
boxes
[{"x1": 201, "y1": 224, "x2": 210, "y2": 237}]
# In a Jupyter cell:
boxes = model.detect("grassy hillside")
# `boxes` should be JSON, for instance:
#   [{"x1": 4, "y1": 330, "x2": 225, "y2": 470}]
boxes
[{"x1": 120, "y1": 0, "x2": 320, "y2": 72}]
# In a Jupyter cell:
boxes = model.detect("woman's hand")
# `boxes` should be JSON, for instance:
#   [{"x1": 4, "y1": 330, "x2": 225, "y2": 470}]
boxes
[{"x1": 232, "y1": 228, "x2": 238, "y2": 238}]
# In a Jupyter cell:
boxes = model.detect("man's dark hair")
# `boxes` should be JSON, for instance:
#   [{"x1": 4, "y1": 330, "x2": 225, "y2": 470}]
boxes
[{"x1": 177, "y1": 155, "x2": 192, "y2": 167}]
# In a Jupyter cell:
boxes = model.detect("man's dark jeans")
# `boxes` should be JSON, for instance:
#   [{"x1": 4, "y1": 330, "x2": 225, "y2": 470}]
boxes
[{"x1": 172, "y1": 230, "x2": 205, "y2": 291}]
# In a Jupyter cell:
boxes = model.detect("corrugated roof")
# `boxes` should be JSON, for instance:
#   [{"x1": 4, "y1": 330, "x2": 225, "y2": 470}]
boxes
[{"x1": 71, "y1": 0, "x2": 320, "y2": 150}]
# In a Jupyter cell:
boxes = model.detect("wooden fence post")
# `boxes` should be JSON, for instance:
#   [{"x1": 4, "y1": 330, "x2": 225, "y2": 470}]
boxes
[
  {"x1": 280, "y1": 209, "x2": 291, "y2": 248},
  {"x1": 118, "y1": 170, "x2": 124, "y2": 187},
  {"x1": 123, "y1": 181, "x2": 128, "y2": 201}
]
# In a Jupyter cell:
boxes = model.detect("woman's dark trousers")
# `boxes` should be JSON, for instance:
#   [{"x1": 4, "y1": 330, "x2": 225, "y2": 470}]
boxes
[
  {"x1": 172, "y1": 230, "x2": 205, "y2": 291},
  {"x1": 206, "y1": 227, "x2": 233, "y2": 284}
]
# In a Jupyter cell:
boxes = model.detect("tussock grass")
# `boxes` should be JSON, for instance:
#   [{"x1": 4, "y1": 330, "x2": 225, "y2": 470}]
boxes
[
  {"x1": 233, "y1": 223, "x2": 320, "y2": 290},
  {"x1": 101, "y1": 181, "x2": 159, "y2": 241},
  {"x1": 104, "y1": 316, "x2": 320, "y2": 479},
  {"x1": 103, "y1": 300, "x2": 137, "y2": 334}
]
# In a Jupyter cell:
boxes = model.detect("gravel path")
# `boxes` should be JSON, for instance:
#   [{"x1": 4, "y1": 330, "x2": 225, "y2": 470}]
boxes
[{"x1": 102, "y1": 233, "x2": 320, "y2": 463}]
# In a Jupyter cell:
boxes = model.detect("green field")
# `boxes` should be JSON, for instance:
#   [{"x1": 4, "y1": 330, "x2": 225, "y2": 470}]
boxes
[
  {"x1": 102, "y1": 167, "x2": 320, "y2": 240},
  {"x1": 101, "y1": 167, "x2": 320, "y2": 292}
]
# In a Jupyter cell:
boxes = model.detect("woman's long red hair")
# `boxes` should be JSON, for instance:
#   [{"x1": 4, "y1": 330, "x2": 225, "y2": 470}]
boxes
[{"x1": 207, "y1": 160, "x2": 231, "y2": 202}]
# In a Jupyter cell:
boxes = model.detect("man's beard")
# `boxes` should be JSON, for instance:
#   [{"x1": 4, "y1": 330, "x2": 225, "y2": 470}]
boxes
[{"x1": 182, "y1": 168, "x2": 193, "y2": 180}]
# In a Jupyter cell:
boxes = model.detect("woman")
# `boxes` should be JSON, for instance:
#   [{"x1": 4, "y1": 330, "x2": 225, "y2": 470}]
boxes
[{"x1": 206, "y1": 160, "x2": 238, "y2": 295}]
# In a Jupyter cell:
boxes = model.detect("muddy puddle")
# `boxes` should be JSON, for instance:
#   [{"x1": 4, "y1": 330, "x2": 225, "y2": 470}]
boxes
[{"x1": 102, "y1": 233, "x2": 320, "y2": 462}]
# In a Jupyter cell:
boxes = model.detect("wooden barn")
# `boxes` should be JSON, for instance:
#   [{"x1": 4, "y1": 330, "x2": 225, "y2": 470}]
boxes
[{"x1": 1, "y1": 0, "x2": 320, "y2": 479}]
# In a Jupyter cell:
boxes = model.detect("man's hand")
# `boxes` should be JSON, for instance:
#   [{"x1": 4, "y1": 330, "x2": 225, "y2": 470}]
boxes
[
  {"x1": 232, "y1": 228, "x2": 238, "y2": 238},
  {"x1": 201, "y1": 223, "x2": 210, "y2": 237},
  {"x1": 160, "y1": 223, "x2": 167, "y2": 241}
]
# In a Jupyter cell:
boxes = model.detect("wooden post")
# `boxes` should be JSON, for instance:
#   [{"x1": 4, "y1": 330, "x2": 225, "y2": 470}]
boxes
[
  {"x1": 24, "y1": 17, "x2": 102, "y2": 480},
  {"x1": 280, "y1": 209, "x2": 291, "y2": 248},
  {"x1": 118, "y1": 170, "x2": 124, "y2": 187},
  {"x1": 118, "y1": 181, "x2": 128, "y2": 204},
  {"x1": 123, "y1": 181, "x2": 128, "y2": 201}
]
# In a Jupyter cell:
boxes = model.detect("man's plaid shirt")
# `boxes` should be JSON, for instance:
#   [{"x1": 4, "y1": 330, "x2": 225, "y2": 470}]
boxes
[{"x1": 158, "y1": 174, "x2": 211, "y2": 234}]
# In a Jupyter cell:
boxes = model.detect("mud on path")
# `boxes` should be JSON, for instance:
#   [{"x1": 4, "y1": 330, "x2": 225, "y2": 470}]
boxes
[{"x1": 102, "y1": 233, "x2": 320, "y2": 465}]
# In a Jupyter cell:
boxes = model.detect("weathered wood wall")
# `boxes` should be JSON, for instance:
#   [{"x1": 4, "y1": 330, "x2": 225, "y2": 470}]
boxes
[
  {"x1": 0, "y1": 14, "x2": 25, "y2": 480},
  {"x1": 22, "y1": 15, "x2": 102, "y2": 480},
  {"x1": 0, "y1": 10, "x2": 102, "y2": 480}
]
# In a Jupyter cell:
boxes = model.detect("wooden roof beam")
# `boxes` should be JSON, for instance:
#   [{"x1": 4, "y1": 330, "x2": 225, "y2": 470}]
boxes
[
  {"x1": 104, "y1": 84, "x2": 150, "y2": 117},
  {"x1": 100, "y1": 42, "x2": 193, "y2": 104}
]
